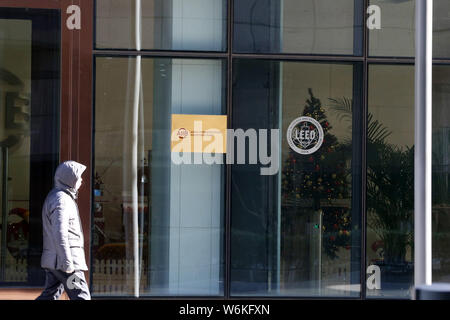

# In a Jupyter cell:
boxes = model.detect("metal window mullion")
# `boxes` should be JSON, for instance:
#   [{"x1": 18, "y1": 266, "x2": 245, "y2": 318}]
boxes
[
  {"x1": 225, "y1": 0, "x2": 234, "y2": 300},
  {"x1": 361, "y1": 0, "x2": 370, "y2": 300}
]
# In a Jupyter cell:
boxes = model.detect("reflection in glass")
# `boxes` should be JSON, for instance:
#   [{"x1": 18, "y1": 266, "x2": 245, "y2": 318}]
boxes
[
  {"x1": 0, "y1": 10, "x2": 60, "y2": 285},
  {"x1": 368, "y1": 0, "x2": 415, "y2": 57},
  {"x1": 0, "y1": 18, "x2": 32, "y2": 284},
  {"x1": 231, "y1": 59, "x2": 360, "y2": 297},
  {"x1": 93, "y1": 57, "x2": 225, "y2": 296},
  {"x1": 369, "y1": 0, "x2": 450, "y2": 58},
  {"x1": 432, "y1": 66, "x2": 450, "y2": 282},
  {"x1": 366, "y1": 65, "x2": 414, "y2": 298},
  {"x1": 96, "y1": 0, "x2": 227, "y2": 51},
  {"x1": 434, "y1": 1, "x2": 450, "y2": 58},
  {"x1": 233, "y1": 0, "x2": 360, "y2": 55}
]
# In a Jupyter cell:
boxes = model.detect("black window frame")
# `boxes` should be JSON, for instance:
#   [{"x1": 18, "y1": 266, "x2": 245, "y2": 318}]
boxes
[{"x1": 91, "y1": 0, "x2": 450, "y2": 300}]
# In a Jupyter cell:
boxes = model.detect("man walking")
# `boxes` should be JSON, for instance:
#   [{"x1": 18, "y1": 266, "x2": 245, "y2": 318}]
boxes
[{"x1": 36, "y1": 160, "x2": 91, "y2": 300}]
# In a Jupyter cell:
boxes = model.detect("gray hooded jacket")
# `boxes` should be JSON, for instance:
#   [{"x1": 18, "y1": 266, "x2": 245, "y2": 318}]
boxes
[{"x1": 40, "y1": 161, "x2": 88, "y2": 272}]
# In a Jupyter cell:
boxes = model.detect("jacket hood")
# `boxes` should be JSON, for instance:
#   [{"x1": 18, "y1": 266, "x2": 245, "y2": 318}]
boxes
[{"x1": 54, "y1": 161, "x2": 86, "y2": 199}]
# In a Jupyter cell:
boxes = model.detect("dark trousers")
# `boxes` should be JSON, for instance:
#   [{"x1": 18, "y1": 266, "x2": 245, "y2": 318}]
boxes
[{"x1": 36, "y1": 269, "x2": 91, "y2": 300}]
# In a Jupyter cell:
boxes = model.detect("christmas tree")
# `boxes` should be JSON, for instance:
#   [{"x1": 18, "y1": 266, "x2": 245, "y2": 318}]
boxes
[{"x1": 282, "y1": 89, "x2": 351, "y2": 259}]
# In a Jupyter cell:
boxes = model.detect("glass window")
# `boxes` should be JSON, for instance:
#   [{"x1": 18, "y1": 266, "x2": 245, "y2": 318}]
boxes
[
  {"x1": 368, "y1": 0, "x2": 415, "y2": 57},
  {"x1": 366, "y1": 64, "x2": 414, "y2": 298},
  {"x1": 0, "y1": 9, "x2": 60, "y2": 286},
  {"x1": 93, "y1": 57, "x2": 226, "y2": 296},
  {"x1": 369, "y1": 0, "x2": 450, "y2": 58},
  {"x1": 231, "y1": 59, "x2": 361, "y2": 297},
  {"x1": 434, "y1": 1, "x2": 450, "y2": 59},
  {"x1": 432, "y1": 65, "x2": 450, "y2": 282},
  {"x1": 96, "y1": 0, "x2": 227, "y2": 51},
  {"x1": 233, "y1": 0, "x2": 361, "y2": 55}
]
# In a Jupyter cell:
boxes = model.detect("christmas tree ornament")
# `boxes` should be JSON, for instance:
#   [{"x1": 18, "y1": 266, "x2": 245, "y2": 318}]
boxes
[{"x1": 281, "y1": 89, "x2": 351, "y2": 260}]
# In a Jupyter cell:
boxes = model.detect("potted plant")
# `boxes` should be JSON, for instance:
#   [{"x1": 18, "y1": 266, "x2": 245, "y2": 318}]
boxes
[
  {"x1": 329, "y1": 97, "x2": 414, "y2": 290},
  {"x1": 366, "y1": 142, "x2": 414, "y2": 290}
]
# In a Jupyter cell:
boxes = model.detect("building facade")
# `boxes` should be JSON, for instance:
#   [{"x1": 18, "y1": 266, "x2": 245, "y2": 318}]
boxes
[{"x1": 0, "y1": 0, "x2": 449, "y2": 299}]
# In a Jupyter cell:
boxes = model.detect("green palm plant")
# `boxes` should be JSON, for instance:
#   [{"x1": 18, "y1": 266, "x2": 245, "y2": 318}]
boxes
[
  {"x1": 328, "y1": 97, "x2": 392, "y2": 143},
  {"x1": 366, "y1": 143, "x2": 414, "y2": 264},
  {"x1": 328, "y1": 97, "x2": 414, "y2": 265}
]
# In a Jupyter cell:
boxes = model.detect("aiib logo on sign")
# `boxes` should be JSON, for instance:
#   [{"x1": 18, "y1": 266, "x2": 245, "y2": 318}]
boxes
[
  {"x1": 177, "y1": 128, "x2": 189, "y2": 140},
  {"x1": 287, "y1": 116, "x2": 324, "y2": 155}
]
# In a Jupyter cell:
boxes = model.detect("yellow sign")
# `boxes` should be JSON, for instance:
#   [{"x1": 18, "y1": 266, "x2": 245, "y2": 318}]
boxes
[{"x1": 171, "y1": 114, "x2": 228, "y2": 153}]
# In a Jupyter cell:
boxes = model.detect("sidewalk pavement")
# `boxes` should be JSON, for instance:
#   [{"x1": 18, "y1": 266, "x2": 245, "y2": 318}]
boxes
[{"x1": 0, "y1": 289, "x2": 69, "y2": 300}]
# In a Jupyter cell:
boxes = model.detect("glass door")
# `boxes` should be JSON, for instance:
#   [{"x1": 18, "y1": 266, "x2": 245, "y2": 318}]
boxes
[
  {"x1": 0, "y1": 8, "x2": 60, "y2": 286},
  {"x1": 230, "y1": 59, "x2": 363, "y2": 297}
]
